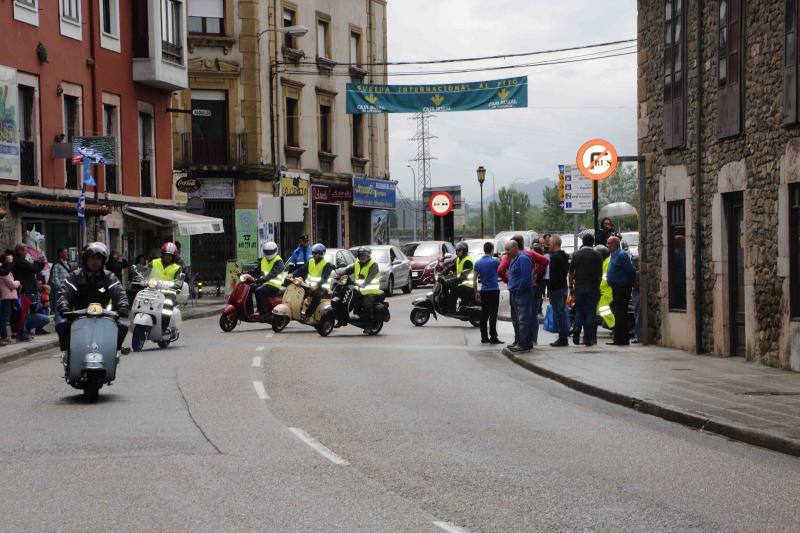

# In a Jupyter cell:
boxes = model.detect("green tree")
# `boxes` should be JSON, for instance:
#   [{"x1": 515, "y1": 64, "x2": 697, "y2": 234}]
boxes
[
  {"x1": 488, "y1": 186, "x2": 531, "y2": 232},
  {"x1": 599, "y1": 163, "x2": 639, "y2": 207}
]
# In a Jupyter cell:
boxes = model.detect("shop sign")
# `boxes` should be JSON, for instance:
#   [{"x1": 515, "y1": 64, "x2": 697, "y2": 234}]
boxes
[
  {"x1": 236, "y1": 209, "x2": 259, "y2": 264},
  {"x1": 313, "y1": 185, "x2": 353, "y2": 203},
  {"x1": 352, "y1": 177, "x2": 396, "y2": 209},
  {"x1": 0, "y1": 66, "x2": 20, "y2": 181},
  {"x1": 371, "y1": 210, "x2": 389, "y2": 245},
  {"x1": 188, "y1": 178, "x2": 235, "y2": 200},
  {"x1": 176, "y1": 176, "x2": 201, "y2": 193},
  {"x1": 279, "y1": 171, "x2": 310, "y2": 207}
]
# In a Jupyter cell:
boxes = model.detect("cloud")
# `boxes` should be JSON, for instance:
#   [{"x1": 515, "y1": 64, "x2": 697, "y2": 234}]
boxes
[{"x1": 386, "y1": 0, "x2": 637, "y2": 205}]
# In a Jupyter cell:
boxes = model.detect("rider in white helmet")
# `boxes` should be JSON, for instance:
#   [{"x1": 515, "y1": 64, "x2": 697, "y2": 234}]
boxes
[{"x1": 251, "y1": 241, "x2": 285, "y2": 315}]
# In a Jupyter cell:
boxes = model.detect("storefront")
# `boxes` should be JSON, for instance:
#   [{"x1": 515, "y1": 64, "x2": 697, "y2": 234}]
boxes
[
  {"x1": 186, "y1": 178, "x2": 236, "y2": 280},
  {"x1": 311, "y1": 184, "x2": 351, "y2": 248}
]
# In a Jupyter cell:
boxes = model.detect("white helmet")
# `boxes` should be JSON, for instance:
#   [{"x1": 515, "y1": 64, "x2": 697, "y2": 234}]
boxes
[{"x1": 263, "y1": 241, "x2": 279, "y2": 260}]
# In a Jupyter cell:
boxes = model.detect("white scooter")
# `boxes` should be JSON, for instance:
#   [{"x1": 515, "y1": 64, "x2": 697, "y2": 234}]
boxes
[{"x1": 130, "y1": 274, "x2": 189, "y2": 351}]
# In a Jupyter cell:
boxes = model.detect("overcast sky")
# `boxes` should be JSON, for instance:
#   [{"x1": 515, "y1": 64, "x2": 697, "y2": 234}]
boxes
[{"x1": 385, "y1": 0, "x2": 637, "y2": 205}]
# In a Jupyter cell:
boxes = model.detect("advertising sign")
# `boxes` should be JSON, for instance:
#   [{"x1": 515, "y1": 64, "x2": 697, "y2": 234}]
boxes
[
  {"x1": 188, "y1": 178, "x2": 235, "y2": 200},
  {"x1": 312, "y1": 185, "x2": 353, "y2": 203},
  {"x1": 236, "y1": 209, "x2": 259, "y2": 263},
  {"x1": 72, "y1": 136, "x2": 117, "y2": 164},
  {"x1": 559, "y1": 164, "x2": 594, "y2": 214},
  {"x1": 0, "y1": 66, "x2": 20, "y2": 181},
  {"x1": 371, "y1": 210, "x2": 389, "y2": 245},
  {"x1": 352, "y1": 177, "x2": 397, "y2": 209},
  {"x1": 279, "y1": 171, "x2": 310, "y2": 207},
  {"x1": 346, "y1": 76, "x2": 528, "y2": 114},
  {"x1": 174, "y1": 234, "x2": 191, "y2": 267},
  {"x1": 225, "y1": 260, "x2": 242, "y2": 297}
]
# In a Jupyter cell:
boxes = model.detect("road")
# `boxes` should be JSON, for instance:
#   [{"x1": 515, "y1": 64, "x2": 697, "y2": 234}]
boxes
[{"x1": 2, "y1": 289, "x2": 800, "y2": 532}]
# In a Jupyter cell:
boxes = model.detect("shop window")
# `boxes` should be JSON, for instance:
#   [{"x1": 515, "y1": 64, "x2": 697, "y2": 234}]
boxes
[
  {"x1": 63, "y1": 94, "x2": 80, "y2": 189},
  {"x1": 18, "y1": 84, "x2": 37, "y2": 186},
  {"x1": 664, "y1": 0, "x2": 686, "y2": 149},
  {"x1": 790, "y1": 184, "x2": 800, "y2": 318},
  {"x1": 285, "y1": 96, "x2": 299, "y2": 147},
  {"x1": 189, "y1": 0, "x2": 224, "y2": 36},
  {"x1": 283, "y1": 6, "x2": 297, "y2": 49},
  {"x1": 103, "y1": 103, "x2": 119, "y2": 194},
  {"x1": 317, "y1": 17, "x2": 331, "y2": 59},
  {"x1": 668, "y1": 200, "x2": 687, "y2": 311},
  {"x1": 718, "y1": 0, "x2": 743, "y2": 138}
]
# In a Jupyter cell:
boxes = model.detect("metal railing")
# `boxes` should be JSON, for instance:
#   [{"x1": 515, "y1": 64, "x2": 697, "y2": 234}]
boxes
[
  {"x1": 20, "y1": 141, "x2": 36, "y2": 185},
  {"x1": 174, "y1": 132, "x2": 248, "y2": 167},
  {"x1": 140, "y1": 159, "x2": 153, "y2": 197}
]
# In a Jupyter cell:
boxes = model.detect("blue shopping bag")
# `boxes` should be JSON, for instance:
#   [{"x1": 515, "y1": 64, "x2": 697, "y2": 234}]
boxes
[{"x1": 543, "y1": 304, "x2": 556, "y2": 333}]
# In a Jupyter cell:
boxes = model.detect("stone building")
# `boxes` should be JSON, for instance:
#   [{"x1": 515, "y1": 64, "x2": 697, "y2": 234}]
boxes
[{"x1": 638, "y1": 0, "x2": 800, "y2": 369}]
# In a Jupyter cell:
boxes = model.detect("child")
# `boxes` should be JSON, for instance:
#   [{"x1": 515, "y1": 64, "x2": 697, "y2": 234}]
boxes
[{"x1": 39, "y1": 283, "x2": 51, "y2": 316}]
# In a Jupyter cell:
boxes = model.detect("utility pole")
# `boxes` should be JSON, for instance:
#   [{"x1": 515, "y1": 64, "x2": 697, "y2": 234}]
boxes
[
  {"x1": 409, "y1": 112, "x2": 436, "y2": 240},
  {"x1": 407, "y1": 165, "x2": 417, "y2": 241}
]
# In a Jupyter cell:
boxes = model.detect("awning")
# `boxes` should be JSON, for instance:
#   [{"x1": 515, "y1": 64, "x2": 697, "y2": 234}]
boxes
[
  {"x1": 14, "y1": 197, "x2": 110, "y2": 216},
  {"x1": 123, "y1": 206, "x2": 224, "y2": 236}
]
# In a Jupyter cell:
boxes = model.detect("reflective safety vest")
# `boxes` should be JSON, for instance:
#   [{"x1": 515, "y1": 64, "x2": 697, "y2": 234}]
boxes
[
  {"x1": 354, "y1": 259, "x2": 381, "y2": 295},
  {"x1": 307, "y1": 257, "x2": 332, "y2": 291},
  {"x1": 151, "y1": 259, "x2": 181, "y2": 281},
  {"x1": 456, "y1": 256, "x2": 476, "y2": 288},
  {"x1": 598, "y1": 256, "x2": 615, "y2": 328},
  {"x1": 260, "y1": 256, "x2": 285, "y2": 289}
]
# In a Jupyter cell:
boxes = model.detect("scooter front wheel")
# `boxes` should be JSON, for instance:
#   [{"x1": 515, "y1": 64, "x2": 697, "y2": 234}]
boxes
[
  {"x1": 157, "y1": 340, "x2": 171, "y2": 349},
  {"x1": 271, "y1": 316, "x2": 290, "y2": 333},
  {"x1": 410, "y1": 308, "x2": 430, "y2": 327},
  {"x1": 219, "y1": 312, "x2": 238, "y2": 332},
  {"x1": 316, "y1": 315, "x2": 335, "y2": 337},
  {"x1": 364, "y1": 321, "x2": 384, "y2": 336},
  {"x1": 132, "y1": 324, "x2": 148, "y2": 352}
]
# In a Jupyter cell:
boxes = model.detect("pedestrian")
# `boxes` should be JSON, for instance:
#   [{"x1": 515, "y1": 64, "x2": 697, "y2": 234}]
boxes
[
  {"x1": 107, "y1": 250, "x2": 128, "y2": 282},
  {"x1": 595, "y1": 217, "x2": 620, "y2": 247},
  {"x1": 474, "y1": 241, "x2": 502, "y2": 345},
  {"x1": 569, "y1": 234, "x2": 603, "y2": 346},
  {"x1": 547, "y1": 236, "x2": 571, "y2": 347},
  {"x1": 503, "y1": 239, "x2": 534, "y2": 354},
  {"x1": 174, "y1": 241, "x2": 186, "y2": 267},
  {"x1": 12, "y1": 244, "x2": 44, "y2": 342},
  {"x1": 148, "y1": 237, "x2": 162, "y2": 261},
  {"x1": 49, "y1": 247, "x2": 72, "y2": 326},
  {"x1": 498, "y1": 234, "x2": 548, "y2": 346},
  {"x1": 288, "y1": 235, "x2": 312, "y2": 270},
  {"x1": 0, "y1": 253, "x2": 19, "y2": 345},
  {"x1": 605, "y1": 236, "x2": 636, "y2": 346}
]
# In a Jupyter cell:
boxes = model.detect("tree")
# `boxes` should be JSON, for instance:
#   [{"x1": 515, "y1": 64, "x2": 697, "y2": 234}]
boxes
[
  {"x1": 598, "y1": 163, "x2": 640, "y2": 231},
  {"x1": 488, "y1": 186, "x2": 531, "y2": 231}
]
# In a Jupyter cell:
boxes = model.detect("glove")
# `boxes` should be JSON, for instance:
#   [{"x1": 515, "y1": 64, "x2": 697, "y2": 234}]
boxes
[
  {"x1": 257, "y1": 276, "x2": 268, "y2": 285},
  {"x1": 118, "y1": 308, "x2": 130, "y2": 318}
]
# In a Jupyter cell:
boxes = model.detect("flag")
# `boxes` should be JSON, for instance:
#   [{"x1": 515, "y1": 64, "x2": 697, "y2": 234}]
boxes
[
  {"x1": 77, "y1": 184, "x2": 86, "y2": 228},
  {"x1": 82, "y1": 157, "x2": 96, "y2": 187}
]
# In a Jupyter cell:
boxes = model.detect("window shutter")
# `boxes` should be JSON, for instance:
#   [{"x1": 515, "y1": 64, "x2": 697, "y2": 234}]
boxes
[
  {"x1": 719, "y1": 0, "x2": 742, "y2": 137},
  {"x1": 785, "y1": 0, "x2": 799, "y2": 124}
]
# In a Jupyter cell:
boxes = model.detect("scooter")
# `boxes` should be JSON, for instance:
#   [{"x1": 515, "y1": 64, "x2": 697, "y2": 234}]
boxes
[
  {"x1": 61, "y1": 303, "x2": 122, "y2": 401},
  {"x1": 324, "y1": 273, "x2": 390, "y2": 335},
  {"x1": 409, "y1": 257, "x2": 482, "y2": 328},
  {"x1": 219, "y1": 273, "x2": 289, "y2": 333},
  {"x1": 130, "y1": 274, "x2": 189, "y2": 351},
  {"x1": 271, "y1": 276, "x2": 335, "y2": 336}
]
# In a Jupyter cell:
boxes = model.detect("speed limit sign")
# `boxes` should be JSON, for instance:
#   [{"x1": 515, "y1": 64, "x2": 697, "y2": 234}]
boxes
[{"x1": 576, "y1": 138, "x2": 618, "y2": 181}]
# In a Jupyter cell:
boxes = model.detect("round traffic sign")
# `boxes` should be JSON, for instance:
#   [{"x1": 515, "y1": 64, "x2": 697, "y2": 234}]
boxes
[
  {"x1": 576, "y1": 138, "x2": 618, "y2": 181},
  {"x1": 429, "y1": 192, "x2": 454, "y2": 217}
]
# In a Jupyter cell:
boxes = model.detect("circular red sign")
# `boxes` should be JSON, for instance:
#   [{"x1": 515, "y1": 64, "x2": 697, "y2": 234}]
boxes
[{"x1": 429, "y1": 192, "x2": 454, "y2": 217}]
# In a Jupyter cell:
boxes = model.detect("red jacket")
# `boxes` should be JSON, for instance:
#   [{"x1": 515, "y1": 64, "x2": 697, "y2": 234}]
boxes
[{"x1": 498, "y1": 250, "x2": 549, "y2": 284}]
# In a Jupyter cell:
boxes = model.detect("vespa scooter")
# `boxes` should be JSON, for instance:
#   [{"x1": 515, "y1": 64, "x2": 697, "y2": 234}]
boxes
[
  {"x1": 130, "y1": 275, "x2": 189, "y2": 351},
  {"x1": 219, "y1": 273, "x2": 289, "y2": 332},
  {"x1": 61, "y1": 303, "x2": 122, "y2": 401},
  {"x1": 271, "y1": 276, "x2": 335, "y2": 336},
  {"x1": 409, "y1": 256, "x2": 481, "y2": 328},
  {"x1": 324, "y1": 273, "x2": 390, "y2": 335}
]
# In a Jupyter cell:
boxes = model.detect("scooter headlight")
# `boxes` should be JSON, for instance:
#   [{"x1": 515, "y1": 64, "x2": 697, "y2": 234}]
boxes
[
  {"x1": 239, "y1": 274, "x2": 247, "y2": 283},
  {"x1": 87, "y1": 303, "x2": 103, "y2": 316},
  {"x1": 148, "y1": 279, "x2": 159, "y2": 289}
]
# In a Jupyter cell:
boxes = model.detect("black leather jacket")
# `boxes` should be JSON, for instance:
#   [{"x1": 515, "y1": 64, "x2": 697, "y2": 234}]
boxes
[{"x1": 57, "y1": 268, "x2": 129, "y2": 316}]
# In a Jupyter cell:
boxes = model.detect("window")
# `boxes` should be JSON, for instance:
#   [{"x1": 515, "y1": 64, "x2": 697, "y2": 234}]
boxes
[
  {"x1": 350, "y1": 31, "x2": 362, "y2": 66},
  {"x1": 285, "y1": 96, "x2": 299, "y2": 147},
  {"x1": 283, "y1": 7, "x2": 297, "y2": 49},
  {"x1": 60, "y1": 0, "x2": 82, "y2": 40},
  {"x1": 785, "y1": 0, "x2": 800, "y2": 123},
  {"x1": 100, "y1": 0, "x2": 120, "y2": 51},
  {"x1": 161, "y1": 0, "x2": 183, "y2": 63},
  {"x1": 13, "y1": 0, "x2": 39, "y2": 27},
  {"x1": 189, "y1": 0, "x2": 224, "y2": 36},
  {"x1": 352, "y1": 114, "x2": 364, "y2": 158},
  {"x1": 718, "y1": 0, "x2": 743, "y2": 137},
  {"x1": 319, "y1": 102, "x2": 332, "y2": 153},
  {"x1": 191, "y1": 90, "x2": 229, "y2": 165},
  {"x1": 791, "y1": 184, "x2": 800, "y2": 318},
  {"x1": 132, "y1": 0, "x2": 149, "y2": 57},
  {"x1": 317, "y1": 18, "x2": 330, "y2": 59},
  {"x1": 664, "y1": 0, "x2": 686, "y2": 149},
  {"x1": 18, "y1": 85, "x2": 36, "y2": 185},
  {"x1": 667, "y1": 200, "x2": 687, "y2": 311},
  {"x1": 103, "y1": 104, "x2": 119, "y2": 194},
  {"x1": 63, "y1": 95, "x2": 80, "y2": 189},
  {"x1": 138, "y1": 110, "x2": 154, "y2": 197},
  {"x1": 61, "y1": 0, "x2": 79, "y2": 21}
]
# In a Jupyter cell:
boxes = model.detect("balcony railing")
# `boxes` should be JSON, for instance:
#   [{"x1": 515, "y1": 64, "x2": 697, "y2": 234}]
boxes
[
  {"x1": 20, "y1": 141, "x2": 35, "y2": 185},
  {"x1": 174, "y1": 133, "x2": 248, "y2": 168},
  {"x1": 140, "y1": 159, "x2": 153, "y2": 197},
  {"x1": 161, "y1": 41, "x2": 183, "y2": 64}
]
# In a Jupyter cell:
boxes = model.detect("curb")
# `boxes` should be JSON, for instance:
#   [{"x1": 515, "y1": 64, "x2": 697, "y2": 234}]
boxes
[
  {"x1": 0, "y1": 307, "x2": 221, "y2": 368},
  {"x1": 503, "y1": 351, "x2": 800, "y2": 457}
]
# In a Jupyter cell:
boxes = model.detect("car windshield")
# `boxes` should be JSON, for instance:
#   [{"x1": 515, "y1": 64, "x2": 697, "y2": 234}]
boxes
[
  {"x1": 371, "y1": 249, "x2": 391, "y2": 263},
  {"x1": 464, "y1": 240, "x2": 489, "y2": 253},
  {"x1": 622, "y1": 232, "x2": 639, "y2": 246},
  {"x1": 402, "y1": 242, "x2": 439, "y2": 257}
]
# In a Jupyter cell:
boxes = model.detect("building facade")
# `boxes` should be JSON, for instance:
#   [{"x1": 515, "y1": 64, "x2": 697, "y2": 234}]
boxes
[
  {"x1": 0, "y1": 0, "x2": 189, "y2": 262},
  {"x1": 638, "y1": 0, "x2": 800, "y2": 369}
]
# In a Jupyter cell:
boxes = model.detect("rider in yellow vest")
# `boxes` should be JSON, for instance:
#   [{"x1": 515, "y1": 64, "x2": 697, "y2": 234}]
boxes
[
  {"x1": 447, "y1": 241, "x2": 475, "y2": 314},
  {"x1": 337, "y1": 246, "x2": 381, "y2": 325},
  {"x1": 595, "y1": 245, "x2": 615, "y2": 330},
  {"x1": 150, "y1": 242, "x2": 183, "y2": 331},
  {"x1": 294, "y1": 243, "x2": 333, "y2": 321},
  {"x1": 252, "y1": 241, "x2": 285, "y2": 315}
]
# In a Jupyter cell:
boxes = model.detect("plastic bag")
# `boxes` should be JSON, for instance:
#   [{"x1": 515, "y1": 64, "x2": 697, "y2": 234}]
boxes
[{"x1": 543, "y1": 304, "x2": 556, "y2": 333}]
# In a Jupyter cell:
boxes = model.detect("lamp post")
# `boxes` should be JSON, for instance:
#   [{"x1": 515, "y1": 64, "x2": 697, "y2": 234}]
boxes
[
  {"x1": 476, "y1": 166, "x2": 486, "y2": 238},
  {"x1": 407, "y1": 164, "x2": 417, "y2": 241}
]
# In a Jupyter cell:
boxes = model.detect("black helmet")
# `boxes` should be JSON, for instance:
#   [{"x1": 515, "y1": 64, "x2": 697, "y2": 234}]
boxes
[
  {"x1": 455, "y1": 241, "x2": 468, "y2": 253},
  {"x1": 357, "y1": 246, "x2": 371, "y2": 258},
  {"x1": 83, "y1": 242, "x2": 109, "y2": 265}
]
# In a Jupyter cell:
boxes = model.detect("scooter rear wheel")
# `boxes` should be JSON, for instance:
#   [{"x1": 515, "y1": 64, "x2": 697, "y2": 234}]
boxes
[
  {"x1": 132, "y1": 324, "x2": 148, "y2": 352},
  {"x1": 83, "y1": 385, "x2": 100, "y2": 402},
  {"x1": 271, "y1": 316, "x2": 290, "y2": 333},
  {"x1": 365, "y1": 321, "x2": 384, "y2": 336},
  {"x1": 219, "y1": 312, "x2": 238, "y2": 332},
  {"x1": 157, "y1": 340, "x2": 171, "y2": 349},
  {"x1": 410, "y1": 308, "x2": 430, "y2": 326}
]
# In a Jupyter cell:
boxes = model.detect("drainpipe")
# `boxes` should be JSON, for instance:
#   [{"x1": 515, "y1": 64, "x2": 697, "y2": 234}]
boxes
[
  {"x1": 694, "y1": 0, "x2": 704, "y2": 354},
  {"x1": 88, "y1": 0, "x2": 101, "y2": 241}
]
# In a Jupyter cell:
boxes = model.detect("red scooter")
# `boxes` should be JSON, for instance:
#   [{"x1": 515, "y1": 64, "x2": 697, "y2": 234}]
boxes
[{"x1": 219, "y1": 273, "x2": 290, "y2": 332}]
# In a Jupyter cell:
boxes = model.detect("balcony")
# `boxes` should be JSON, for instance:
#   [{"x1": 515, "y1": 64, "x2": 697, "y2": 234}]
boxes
[
  {"x1": 131, "y1": 0, "x2": 188, "y2": 91},
  {"x1": 20, "y1": 141, "x2": 36, "y2": 186},
  {"x1": 174, "y1": 133, "x2": 248, "y2": 168}
]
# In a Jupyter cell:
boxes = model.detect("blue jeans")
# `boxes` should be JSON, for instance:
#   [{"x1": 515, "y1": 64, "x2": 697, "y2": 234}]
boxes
[
  {"x1": 549, "y1": 288, "x2": 569, "y2": 339},
  {"x1": 510, "y1": 289, "x2": 534, "y2": 349},
  {"x1": 26, "y1": 312, "x2": 50, "y2": 333},
  {"x1": 0, "y1": 299, "x2": 13, "y2": 339},
  {"x1": 632, "y1": 289, "x2": 641, "y2": 342},
  {"x1": 531, "y1": 286, "x2": 543, "y2": 344},
  {"x1": 574, "y1": 282, "x2": 600, "y2": 342}
]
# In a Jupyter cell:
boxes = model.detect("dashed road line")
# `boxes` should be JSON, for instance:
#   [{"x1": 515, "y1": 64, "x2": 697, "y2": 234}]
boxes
[
  {"x1": 433, "y1": 521, "x2": 470, "y2": 533},
  {"x1": 256, "y1": 345, "x2": 265, "y2": 352},
  {"x1": 252, "y1": 356, "x2": 262, "y2": 367},
  {"x1": 252, "y1": 380, "x2": 269, "y2": 400},
  {"x1": 265, "y1": 332, "x2": 274, "y2": 339},
  {"x1": 288, "y1": 428, "x2": 350, "y2": 465}
]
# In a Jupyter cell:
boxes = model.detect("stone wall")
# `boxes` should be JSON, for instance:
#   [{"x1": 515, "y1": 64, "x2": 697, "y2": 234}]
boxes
[{"x1": 638, "y1": 0, "x2": 798, "y2": 368}]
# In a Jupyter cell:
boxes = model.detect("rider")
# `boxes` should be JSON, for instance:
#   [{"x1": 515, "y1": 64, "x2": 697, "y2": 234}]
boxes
[
  {"x1": 287, "y1": 234, "x2": 311, "y2": 272},
  {"x1": 336, "y1": 246, "x2": 381, "y2": 325},
  {"x1": 252, "y1": 241, "x2": 285, "y2": 315},
  {"x1": 447, "y1": 241, "x2": 476, "y2": 314},
  {"x1": 56, "y1": 242, "x2": 129, "y2": 370},
  {"x1": 149, "y1": 242, "x2": 183, "y2": 331},
  {"x1": 293, "y1": 243, "x2": 333, "y2": 321}
]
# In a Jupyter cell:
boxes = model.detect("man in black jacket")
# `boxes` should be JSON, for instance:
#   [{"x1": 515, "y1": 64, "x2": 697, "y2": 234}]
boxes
[
  {"x1": 569, "y1": 234, "x2": 603, "y2": 346},
  {"x1": 56, "y1": 243, "x2": 130, "y2": 357},
  {"x1": 547, "y1": 236, "x2": 571, "y2": 347},
  {"x1": 12, "y1": 244, "x2": 44, "y2": 341}
]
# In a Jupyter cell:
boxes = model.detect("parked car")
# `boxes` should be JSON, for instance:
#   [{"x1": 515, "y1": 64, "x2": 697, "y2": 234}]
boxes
[
  {"x1": 349, "y1": 245, "x2": 412, "y2": 296},
  {"x1": 463, "y1": 239, "x2": 499, "y2": 263},
  {"x1": 325, "y1": 248, "x2": 356, "y2": 271},
  {"x1": 495, "y1": 230, "x2": 540, "y2": 252},
  {"x1": 401, "y1": 241, "x2": 456, "y2": 287},
  {"x1": 621, "y1": 231, "x2": 639, "y2": 259}
]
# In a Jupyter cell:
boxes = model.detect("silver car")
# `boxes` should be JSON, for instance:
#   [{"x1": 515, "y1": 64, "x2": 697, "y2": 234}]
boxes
[{"x1": 350, "y1": 245, "x2": 413, "y2": 296}]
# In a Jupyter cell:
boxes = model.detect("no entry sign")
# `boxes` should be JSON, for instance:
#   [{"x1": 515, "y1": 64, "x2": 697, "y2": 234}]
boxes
[
  {"x1": 576, "y1": 139, "x2": 618, "y2": 181},
  {"x1": 429, "y1": 191, "x2": 454, "y2": 217}
]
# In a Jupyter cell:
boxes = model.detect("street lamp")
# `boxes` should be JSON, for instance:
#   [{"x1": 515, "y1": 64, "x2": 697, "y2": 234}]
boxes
[
  {"x1": 407, "y1": 164, "x2": 417, "y2": 241},
  {"x1": 476, "y1": 166, "x2": 486, "y2": 238},
  {"x1": 256, "y1": 25, "x2": 309, "y2": 41}
]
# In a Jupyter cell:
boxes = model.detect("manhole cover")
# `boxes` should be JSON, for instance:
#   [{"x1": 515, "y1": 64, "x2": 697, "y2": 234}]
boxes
[{"x1": 738, "y1": 391, "x2": 800, "y2": 397}]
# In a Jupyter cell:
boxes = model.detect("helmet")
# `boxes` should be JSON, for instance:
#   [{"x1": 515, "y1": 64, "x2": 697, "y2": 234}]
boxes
[
  {"x1": 83, "y1": 242, "x2": 109, "y2": 263},
  {"x1": 455, "y1": 241, "x2": 468, "y2": 253},
  {"x1": 162, "y1": 242, "x2": 178, "y2": 256},
  {"x1": 356, "y1": 246, "x2": 371, "y2": 258},
  {"x1": 311, "y1": 243, "x2": 326, "y2": 255},
  {"x1": 594, "y1": 244, "x2": 609, "y2": 260},
  {"x1": 263, "y1": 241, "x2": 278, "y2": 260}
]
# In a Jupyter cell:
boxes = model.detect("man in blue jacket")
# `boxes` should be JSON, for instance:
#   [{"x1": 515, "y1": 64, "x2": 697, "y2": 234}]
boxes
[
  {"x1": 605, "y1": 236, "x2": 636, "y2": 346},
  {"x1": 288, "y1": 235, "x2": 311, "y2": 270},
  {"x1": 503, "y1": 239, "x2": 533, "y2": 354}
]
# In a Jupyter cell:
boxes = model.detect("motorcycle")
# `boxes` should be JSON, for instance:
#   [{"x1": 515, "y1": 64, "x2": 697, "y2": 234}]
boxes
[
  {"x1": 61, "y1": 303, "x2": 122, "y2": 401},
  {"x1": 271, "y1": 275, "x2": 335, "y2": 336},
  {"x1": 219, "y1": 273, "x2": 289, "y2": 333},
  {"x1": 130, "y1": 274, "x2": 189, "y2": 351},
  {"x1": 409, "y1": 256, "x2": 482, "y2": 328},
  {"x1": 324, "y1": 273, "x2": 390, "y2": 335}
]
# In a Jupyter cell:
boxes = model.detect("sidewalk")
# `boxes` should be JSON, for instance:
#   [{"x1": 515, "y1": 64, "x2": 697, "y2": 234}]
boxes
[
  {"x1": 0, "y1": 297, "x2": 225, "y2": 367},
  {"x1": 497, "y1": 319, "x2": 800, "y2": 456}
]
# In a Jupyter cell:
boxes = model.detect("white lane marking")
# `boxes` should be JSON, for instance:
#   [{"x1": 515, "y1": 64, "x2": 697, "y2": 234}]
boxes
[
  {"x1": 288, "y1": 427, "x2": 350, "y2": 465},
  {"x1": 256, "y1": 345, "x2": 265, "y2": 352},
  {"x1": 433, "y1": 521, "x2": 470, "y2": 533},
  {"x1": 252, "y1": 356, "x2": 262, "y2": 367},
  {"x1": 252, "y1": 380, "x2": 270, "y2": 400},
  {"x1": 265, "y1": 332, "x2": 274, "y2": 339}
]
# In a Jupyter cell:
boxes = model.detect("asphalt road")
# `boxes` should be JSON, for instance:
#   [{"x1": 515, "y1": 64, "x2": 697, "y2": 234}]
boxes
[{"x1": 2, "y1": 289, "x2": 800, "y2": 532}]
